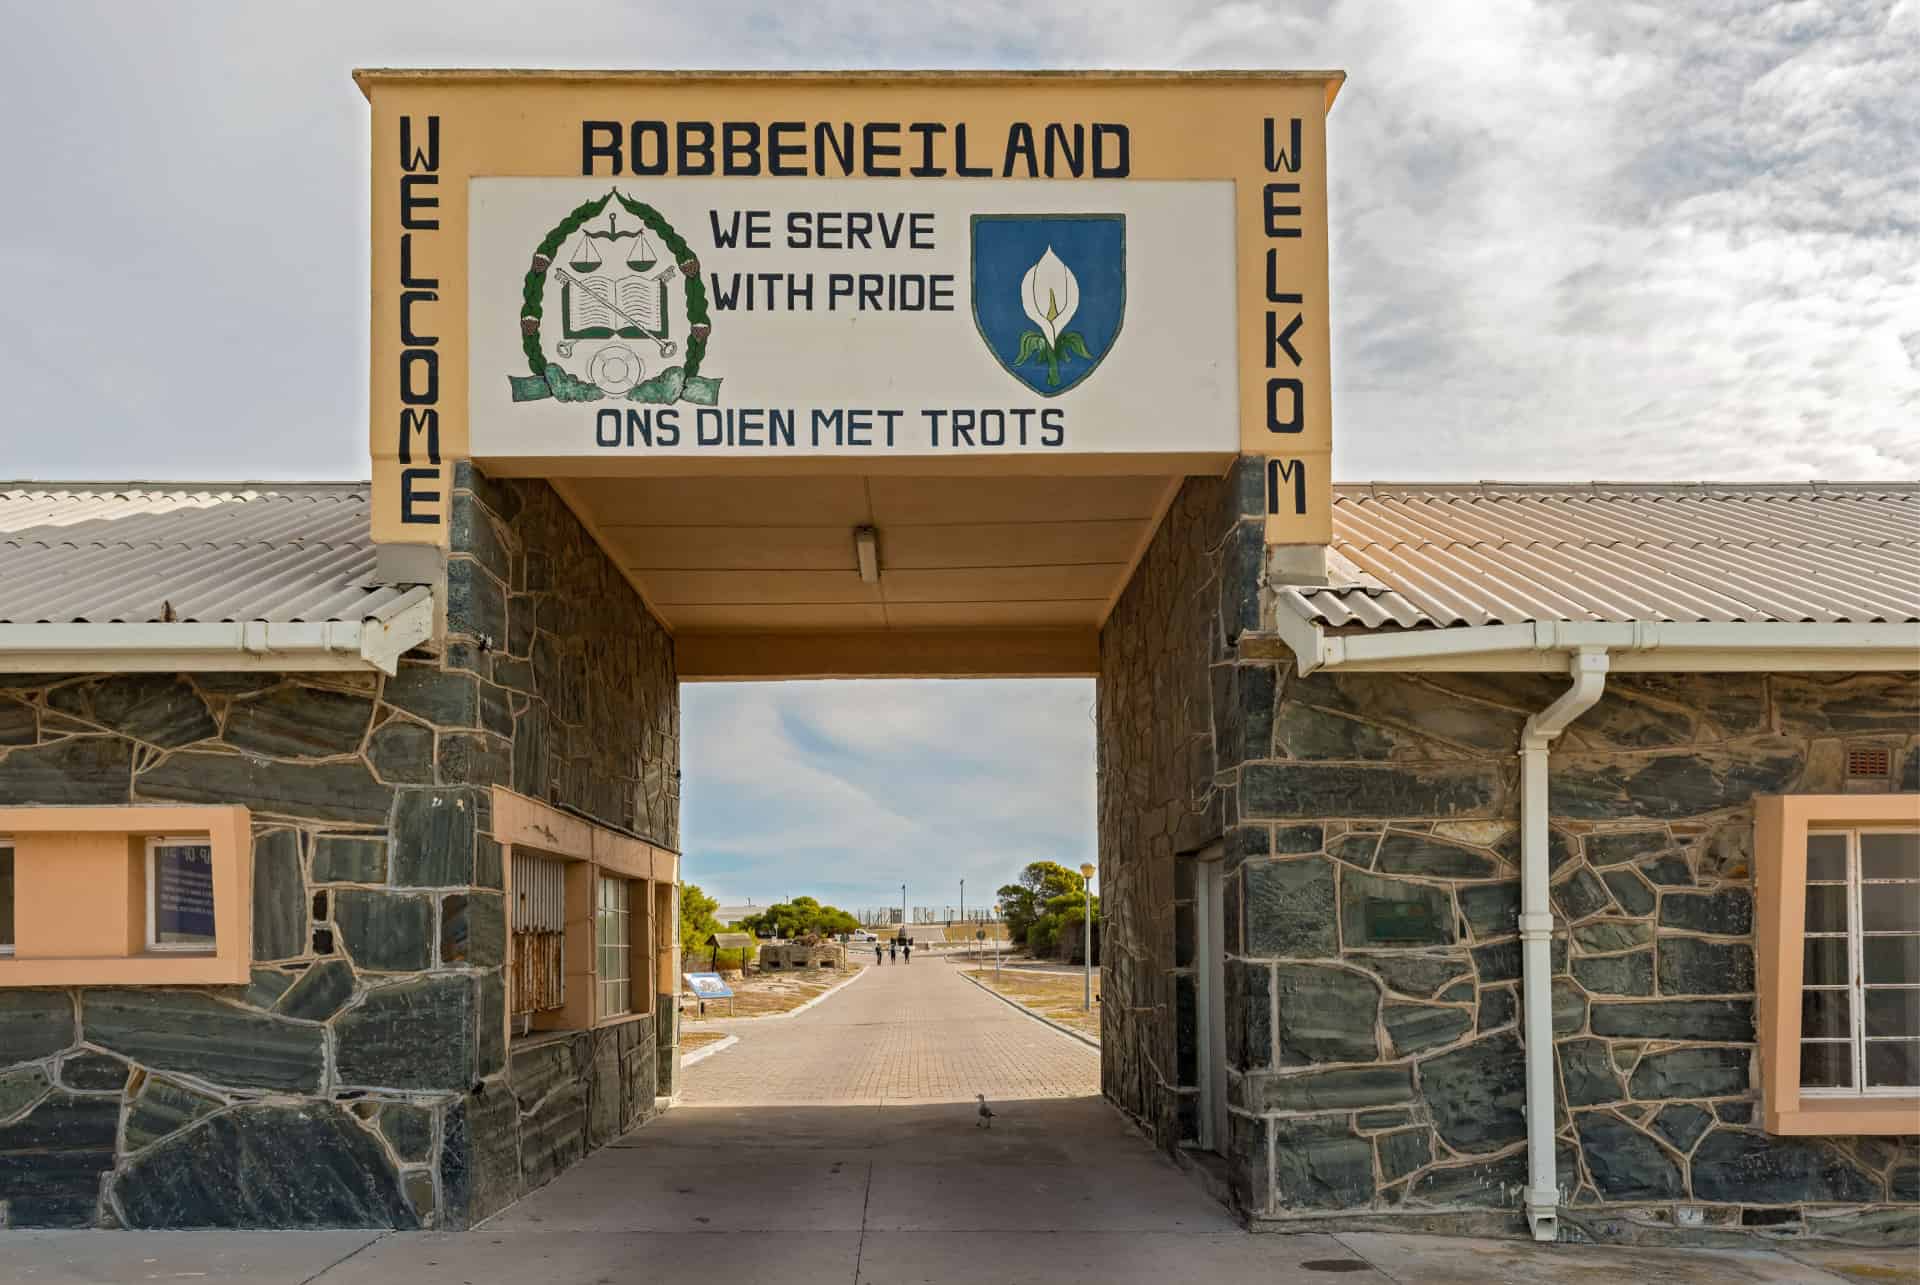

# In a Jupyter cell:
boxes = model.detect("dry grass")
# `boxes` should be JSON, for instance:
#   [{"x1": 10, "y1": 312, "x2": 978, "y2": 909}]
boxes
[
  {"x1": 967, "y1": 965, "x2": 1101, "y2": 1042},
  {"x1": 681, "y1": 964, "x2": 859, "y2": 1022},
  {"x1": 680, "y1": 1029, "x2": 731, "y2": 1053}
]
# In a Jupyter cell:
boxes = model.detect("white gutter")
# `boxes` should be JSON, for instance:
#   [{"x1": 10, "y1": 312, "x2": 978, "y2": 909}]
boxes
[
  {"x1": 1269, "y1": 613, "x2": 1920, "y2": 675},
  {"x1": 0, "y1": 589, "x2": 435, "y2": 677},
  {"x1": 1518, "y1": 647, "x2": 1609, "y2": 1242}
]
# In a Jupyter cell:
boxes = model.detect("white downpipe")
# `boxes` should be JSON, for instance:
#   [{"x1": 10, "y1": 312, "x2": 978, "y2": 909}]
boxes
[{"x1": 1519, "y1": 646, "x2": 1610, "y2": 1243}]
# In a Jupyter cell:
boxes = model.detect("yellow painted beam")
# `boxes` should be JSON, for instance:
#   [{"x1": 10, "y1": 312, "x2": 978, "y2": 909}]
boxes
[{"x1": 474, "y1": 453, "x2": 1236, "y2": 480}]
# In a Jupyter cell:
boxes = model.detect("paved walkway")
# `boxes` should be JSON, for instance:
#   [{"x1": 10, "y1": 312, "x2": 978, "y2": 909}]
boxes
[
  {"x1": 6, "y1": 958, "x2": 1913, "y2": 1282},
  {"x1": 681, "y1": 957, "x2": 1099, "y2": 1103}
]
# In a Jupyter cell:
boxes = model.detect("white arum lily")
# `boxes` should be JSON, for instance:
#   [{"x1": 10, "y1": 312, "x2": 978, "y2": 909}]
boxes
[
  {"x1": 1020, "y1": 248, "x2": 1078, "y2": 346},
  {"x1": 1011, "y1": 246, "x2": 1093, "y2": 389}
]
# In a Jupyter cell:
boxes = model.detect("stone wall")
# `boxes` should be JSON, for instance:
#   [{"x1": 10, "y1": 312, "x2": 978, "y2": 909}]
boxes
[
  {"x1": 1223, "y1": 663, "x2": 1919, "y2": 1244},
  {"x1": 1096, "y1": 461, "x2": 1264, "y2": 1150},
  {"x1": 1096, "y1": 459, "x2": 1917, "y2": 1242},
  {"x1": 427, "y1": 464, "x2": 680, "y2": 1225},
  {"x1": 0, "y1": 465, "x2": 679, "y2": 1229},
  {"x1": 0, "y1": 661, "x2": 477, "y2": 1229}
]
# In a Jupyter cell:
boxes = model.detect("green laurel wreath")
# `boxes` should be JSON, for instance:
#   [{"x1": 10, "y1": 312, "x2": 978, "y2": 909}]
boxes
[{"x1": 510, "y1": 191, "x2": 719, "y2": 405}]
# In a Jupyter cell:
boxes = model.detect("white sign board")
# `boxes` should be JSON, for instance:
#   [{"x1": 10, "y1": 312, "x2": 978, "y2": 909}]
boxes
[
  {"x1": 468, "y1": 179, "x2": 1237, "y2": 459},
  {"x1": 683, "y1": 972, "x2": 734, "y2": 999}
]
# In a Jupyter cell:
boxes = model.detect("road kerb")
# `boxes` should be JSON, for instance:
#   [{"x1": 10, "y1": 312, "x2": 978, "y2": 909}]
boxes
[
  {"x1": 954, "y1": 963, "x2": 1101, "y2": 1050},
  {"x1": 684, "y1": 959, "x2": 871, "y2": 1028},
  {"x1": 679, "y1": 1034, "x2": 738, "y2": 1067},
  {"x1": 756, "y1": 961, "x2": 870, "y2": 1019}
]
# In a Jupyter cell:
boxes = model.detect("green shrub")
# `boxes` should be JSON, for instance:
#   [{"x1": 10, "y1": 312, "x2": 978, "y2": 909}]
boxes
[
  {"x1": 685, "y1": 944, "x2": 754, "y2": 973},
  {"x1": 737, "y1": 896, "x2": 860, "y2": 939},
  {"x1": 680, "y1": 882, "x2": 721, "y2": 946}
]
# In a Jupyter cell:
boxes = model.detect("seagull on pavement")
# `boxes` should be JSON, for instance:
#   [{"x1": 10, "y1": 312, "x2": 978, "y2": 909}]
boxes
[{"x1": 976, "y1": 1094, "x2": 996, "y2": 1129}]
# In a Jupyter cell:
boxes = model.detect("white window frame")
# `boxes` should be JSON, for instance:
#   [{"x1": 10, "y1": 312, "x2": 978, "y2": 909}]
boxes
[
  {"x1": 1801, "y1": 826, "x2": 1920, "y2": 1099},
  {"x1": 596, "y1": 874, "x2": 632, "y2": 1018},
  {"x1": 0, "y1": 838, "x2": 13, "y2": 957},
  {"x1": 144, "y1": 835, "x2": 219, "y2": 954}
]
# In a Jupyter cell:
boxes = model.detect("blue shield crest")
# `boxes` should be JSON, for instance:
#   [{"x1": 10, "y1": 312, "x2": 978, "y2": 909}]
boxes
[{"x1": 971, "y1": 215, "x2": 1125, "y2": 397}]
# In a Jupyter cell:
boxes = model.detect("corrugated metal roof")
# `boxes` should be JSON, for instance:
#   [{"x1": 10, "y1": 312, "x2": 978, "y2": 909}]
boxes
[
  {"x1": 9, "y1": 478, "x2": 1914, "y2": 633},
  {"x1": 1288, "y1": 482, "x2": 1920, "y2": 630},
  {"x1": 0, "y1": 482, "x2": 425, "y2": 625}
]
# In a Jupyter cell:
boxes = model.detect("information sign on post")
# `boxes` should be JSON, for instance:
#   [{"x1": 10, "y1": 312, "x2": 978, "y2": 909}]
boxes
[
  {"x1": 683, "y1": 970, "x2": 736, "y2": 1017},
  {"x1": 683, "y1": 971, "x2": 734, "y2": 999}
]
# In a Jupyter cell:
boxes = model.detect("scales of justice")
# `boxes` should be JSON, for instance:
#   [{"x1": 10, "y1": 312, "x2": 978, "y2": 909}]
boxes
[{"x1": 554, "y1": 211, "x2": 680, "y2": 394}]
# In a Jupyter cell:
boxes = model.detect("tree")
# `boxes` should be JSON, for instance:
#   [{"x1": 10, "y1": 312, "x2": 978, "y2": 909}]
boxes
[
  {"x1": 1036, "y1": 891, "x2": 1099, "y2": 963},
  {"x1": 996, "y1": 861, "x2": 1085, "y2": 945},
  {"x1": 678, "y1": 882, "x2": 720, "y2": 950},
  {"x1": 738, "y1": 895, "x2": 860, "y2": 940}
]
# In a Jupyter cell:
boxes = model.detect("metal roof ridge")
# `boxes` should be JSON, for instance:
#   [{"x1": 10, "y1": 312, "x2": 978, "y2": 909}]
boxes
[
  {"x1": 3, "y1": 538, "x2": 366, "y2": 551},
  {"x1": 1327, "y1": 536, "x2": 1916, "y2": 550},
  {"x1": 0, "y1": 480, "x2": 371, "y2": 492}
]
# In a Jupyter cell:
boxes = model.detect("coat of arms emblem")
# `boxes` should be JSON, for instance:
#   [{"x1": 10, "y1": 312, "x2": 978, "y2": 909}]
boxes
[
  {"x1": 971, "y1": 214, "x2": 1125, "y2": 396},
  {"x1": 508, "y1": 190, "x2": 721, "y2": 405}
]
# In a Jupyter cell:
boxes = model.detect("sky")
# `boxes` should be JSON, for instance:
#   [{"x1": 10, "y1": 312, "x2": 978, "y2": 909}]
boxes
[
  {"x1": 682, "y1": 680, "x2": 1097, "y2": 914},
  {"x1": 1, "y1": 1, "x2": 1912, "y2": 906}
]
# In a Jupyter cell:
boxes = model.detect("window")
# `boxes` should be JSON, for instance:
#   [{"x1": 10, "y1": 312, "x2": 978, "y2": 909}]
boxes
[
  {"x1": 1756, "y1": 794, "x2": 1920, "y2": 1135},
  {"x1": 0, "y1": 806, "x2": 251, "y2": 986},
  {"x1": 145, "y1": 837, "x2": 218, "y2": 953},
  {"x1": 1800, "y1": 829, "x2": 1920, "y2": 1096},
  {"x1": 492, "y1": 787, "x2": 674, "y2": 1036},
  {"x1": 597, "y1": 875, "x2": 632, "y2": 1017},
  {"x1": 0, "y1": 841, "x2": 13, "y2": 957}
]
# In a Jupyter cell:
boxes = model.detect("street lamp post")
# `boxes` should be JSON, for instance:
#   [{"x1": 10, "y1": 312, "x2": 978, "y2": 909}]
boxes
[
  {"x1": 993, "y1": 901, "x2": 1002, "y2": 980},
  {"x1": 960, "y1": 878, "x2": 965, "y2": 938},
  {"x1": 1079, "y1": 862, "x2": 1096, "y2": 1011}
]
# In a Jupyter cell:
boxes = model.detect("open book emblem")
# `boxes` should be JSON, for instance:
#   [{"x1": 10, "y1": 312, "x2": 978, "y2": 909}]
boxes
[
  {"x1": 970, "y1": 215, "x2": 1125, "y2": 397},
  {"x1": 508, "y1": 190, "x2": 722, "y2": 406}
]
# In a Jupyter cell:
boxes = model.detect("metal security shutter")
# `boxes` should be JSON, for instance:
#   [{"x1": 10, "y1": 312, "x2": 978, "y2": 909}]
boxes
[{"x1": 511, "y1": 851, "x2": 567, "y2": 1028}]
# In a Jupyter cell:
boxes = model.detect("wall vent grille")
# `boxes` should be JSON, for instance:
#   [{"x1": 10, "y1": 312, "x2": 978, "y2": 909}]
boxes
[{"x1": 1847, "y1": 746, "x2": 1892, "y2": 778}]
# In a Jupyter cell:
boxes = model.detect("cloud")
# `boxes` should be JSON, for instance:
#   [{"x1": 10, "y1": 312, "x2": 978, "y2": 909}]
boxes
[
  {"x1": 1098, "y1": 0, "x2": 1918, "y2": 479},
  {"x1": 3, "y1": 1, "x2": 1910, "y2": 907},
  {"x1": 2, "y1": 0, "x2": 1910, "y2": 480},
  {"x1": 682, "y1": 680, "x2": 1096, "y2": 912}
]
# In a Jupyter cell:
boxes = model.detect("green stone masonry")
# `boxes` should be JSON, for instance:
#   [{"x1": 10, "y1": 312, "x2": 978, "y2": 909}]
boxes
[
  {"x1": 1096, "y1": 458, "x2": 1919, "y2": 1245},
  {"x1": 0, "y1": 465, "x2": 680, "y2": 1229}
]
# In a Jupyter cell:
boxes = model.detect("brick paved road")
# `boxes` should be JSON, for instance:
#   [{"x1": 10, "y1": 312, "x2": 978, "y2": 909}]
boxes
[{"x1": 682, "y1": 956, "x2": 1099, "y2": 1104}]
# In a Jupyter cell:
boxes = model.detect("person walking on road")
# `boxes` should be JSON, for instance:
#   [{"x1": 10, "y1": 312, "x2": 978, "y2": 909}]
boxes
[
  {"x1": 889, "y1": 939, "x2": 898, "y2": 962},
  {"x1": 902, "y1": 939, "x2": 912, "y2": 964},
  {"x1": 874, "y1": 942, "x2": 884, "y2": 966}
]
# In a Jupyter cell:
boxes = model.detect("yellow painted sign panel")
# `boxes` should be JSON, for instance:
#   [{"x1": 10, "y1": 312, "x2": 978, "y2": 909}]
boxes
[{"x1": 358, "y1": 70, "x2": 1341, "y2": 546}]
